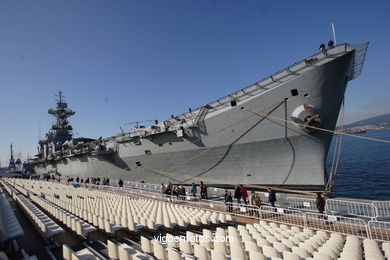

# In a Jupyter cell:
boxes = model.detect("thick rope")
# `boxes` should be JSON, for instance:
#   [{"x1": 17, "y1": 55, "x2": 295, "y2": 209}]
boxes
[
  {"x1": 244, "y1": 108, "x2": 390, "y2": 144},
  {"x1": 325, "y1": 99, "x2": 345, "y2": 194}
]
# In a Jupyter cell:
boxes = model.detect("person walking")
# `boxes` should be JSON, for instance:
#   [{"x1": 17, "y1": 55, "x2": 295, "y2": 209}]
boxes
[
  {"x1": 200, "y1": 181, "x2": 207, "y2": 199},
  {"x1": 234, "y1": 185, "x2": 242, "y2": 204},
  {"x1": 268, "y1": 188, "x2": 276, "y2": 207},
  {"x1": 241, "y1": 185, "x2": 248, "y2": 204},
  {"x1": 249, "y1": 191, "x2": 256, "y2": 206},
  {"x1": 254, "y1": 194, "x2": 262, "y2": 217},
  {"x1": 316, "y1": 192, "x2": 326, "y2": 214},
  {"x1": 224, "y1": 189, "x2": 229, "y2": 202},
  {"x1": 160, "y1": 183, "x2": 166, "y2": 194},
  {"x1": 225, "y1": 191, "x2": 233, "y2": 212},
  {"x1": 191, "y1": 182, "x2": 197, "y2": 198}
]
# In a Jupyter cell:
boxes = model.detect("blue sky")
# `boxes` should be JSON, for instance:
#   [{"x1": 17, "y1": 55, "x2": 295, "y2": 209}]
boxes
[{"x1": 0, "y1": 0, "x2": 389, "y2": 165}]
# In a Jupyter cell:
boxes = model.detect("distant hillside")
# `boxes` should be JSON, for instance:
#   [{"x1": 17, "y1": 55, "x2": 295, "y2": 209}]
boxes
[{"x1": 343, "y1": 113, "x2": 390, "y2": 130}]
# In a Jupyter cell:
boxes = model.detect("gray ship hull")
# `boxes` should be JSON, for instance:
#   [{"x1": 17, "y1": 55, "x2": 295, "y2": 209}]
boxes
[{"x1": 34, "y1": 43, "x2": 368, "y2": 190}]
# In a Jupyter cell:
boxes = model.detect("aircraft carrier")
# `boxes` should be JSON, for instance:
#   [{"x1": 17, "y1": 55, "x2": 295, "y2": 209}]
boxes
[{"x1": 32, "y1": 42, "x2": 369, "y2": 190}]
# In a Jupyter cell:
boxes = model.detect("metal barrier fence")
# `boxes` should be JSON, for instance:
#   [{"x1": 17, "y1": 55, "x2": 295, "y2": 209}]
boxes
[
  {"x1": 260, "y1": 206, "x2": 306, "y2": 228},
  {"x1": 368, "y1": 220, "x2": 390, "y2": 241},
  {"x1": 305, "y1": 212, "x2": 369, "y2": 239},
  {"x1": 372, "y1": 201, "x2": 390, "y2": 219},
  {"x1": 286, "y1": 197, "x2": 317, "y2": 212},
  {"x1": 325, "y1": 199, "x2": 377, "y2": 219},
  {"x1": 52, "y1": 178, "x2": 390, "y2": 220},
  {"x1": 200, "y1": 199, "x2": 260, "y2": 219}
]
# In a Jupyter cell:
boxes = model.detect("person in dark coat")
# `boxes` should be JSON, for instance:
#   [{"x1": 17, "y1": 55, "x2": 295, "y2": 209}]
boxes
[
  {"x1": 224, "y1": 189, "x2": 229, "y2": 202},
  {"x1": 267, "y1": 188, "x2": 276, "y2": 207},
  {"x1": 319, "y1": 43, "x2": 327, "y2": 55},
  {"x1": 234, "y1": 185, "x2": 242, "y2": 204},
  {"x1": 225, "y1": 191, "x2": 233, "y2": 212},
  {"x1": 328, "y1": 40, "x2": 334, "y2": 49},
  {"x1": 200, "y1": 181, "x2": 207, "y2": 199},
  {"x1": 241, "y1": 185, "x2": 248, "y2": 204},
  {"x1": 118, "y1": 179, "x2": 124, "y2": 188},
  {"x1": 316, "y1": 192, "x2": 326, "y2": 214}
]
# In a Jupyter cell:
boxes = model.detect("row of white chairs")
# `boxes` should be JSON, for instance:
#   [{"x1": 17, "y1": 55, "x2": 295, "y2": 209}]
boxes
[
  {"x1": 6, "y1": 179, "x2": 232, "y2": 234},
  {"x1": 363, "y1": 238, "x2": 389, "y2": 260},
  {"x1": 13, "y1": 193, "x2": 64, "y2": 238},
  {"x1": 136, "y1": 221, "x2": 390, "y2": 260},
  {"x1": 107, "y1": 239, "x2": 151, "y2": 260},
  {"x1": 5, "y1": 179, "x2": 123, "y2": 235},
  {"x1": 63, "y1": 244, "x2": 100, "y2": 260},
  {"x1": 30, "y1": 193, "x2": 96, "y2": 237},
  {"x1": 0, "y1": 187, "x2": 24, "y2": 241}
]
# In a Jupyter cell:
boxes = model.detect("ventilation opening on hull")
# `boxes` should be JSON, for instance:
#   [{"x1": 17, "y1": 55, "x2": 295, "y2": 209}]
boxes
[
  {"x1": 145, "y1": 150, "x2": 152, "y2": 155},
  {"x1": 136, "y1": 162, "x2": 142, "y2": 166},
  {"x1": 304, "y1": 94, "x2": 309, "y2": 97},
  {"x1": 291, "y1": 89, "x2": 298, "y2": 96},
  {"x1": 158, "y1": 144, "x2": 163, "y2": 147},
  {"x1": 230, "y1": 100, "x2": 237, "y2": 107},
  {"x1": 169, "y1": 142, "x2": 172, "y2": 145}
]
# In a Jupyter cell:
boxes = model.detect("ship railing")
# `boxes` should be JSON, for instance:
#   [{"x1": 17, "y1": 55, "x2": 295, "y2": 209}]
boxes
[
  {"x1": 372, "y1": 201, "x2": 390, "y2": 219},
  {"x1": 368, "y1": 220, "x2": 390, "y2": 242},
  {"x1": 260, "y1": 206, "x2": 306, "y2": 228},
  {"x1": 325, "y1": 199, "x2": 377, "y2": 219},
  {"x1": 166, "y1": 43, "x2": 352, "y2": 127},
  {"x1": 305, "y1": 212, "x2": 369, "y2": 239}
]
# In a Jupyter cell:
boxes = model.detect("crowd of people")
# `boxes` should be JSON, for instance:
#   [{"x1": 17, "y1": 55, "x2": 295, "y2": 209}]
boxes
[
  {"x1": 224, "y1": 185, "x2": 264, "y2": 213},
  {"x1": 65, "y1": 176, "x2": 111, "y2": 186},
  {"x1": 37, "y1": 174, "x2": 127, "y2": 189},
  {"x1": 160, "y1": 182, "x2": 187, "y2": 198},
  {"x1": 37, "y1": 175, "x2": 326, "y2": 214}
]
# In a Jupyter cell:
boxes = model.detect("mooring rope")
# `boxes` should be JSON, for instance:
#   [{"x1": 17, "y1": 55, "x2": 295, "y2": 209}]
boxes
[{"x1": 244, "y1": 108, "x2": 390, "y2": 144}]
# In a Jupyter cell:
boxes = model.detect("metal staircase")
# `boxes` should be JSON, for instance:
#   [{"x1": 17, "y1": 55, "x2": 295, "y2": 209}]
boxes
[{"x1": 349, "y1": 41, "x2": 369, "y2": 80}]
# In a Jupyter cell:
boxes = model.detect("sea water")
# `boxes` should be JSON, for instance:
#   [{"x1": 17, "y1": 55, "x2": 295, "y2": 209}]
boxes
[{"x1": 326, "y1": 129, "x2": 390, "y2": 200}]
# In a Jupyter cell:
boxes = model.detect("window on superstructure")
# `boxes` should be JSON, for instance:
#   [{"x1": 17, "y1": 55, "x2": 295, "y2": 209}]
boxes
[
  {"x1": 145, "y1": 150, "x2": 152, "y2": 155},
  {"x1": 291, "y1": 89, "x2": 298, "y2": 96},
  {"x1": 136, "y1": 162, "x2": 142, "y2": 166},
  {"x1": 230, "y1": 100, "x2": 237, "y2": 107}
]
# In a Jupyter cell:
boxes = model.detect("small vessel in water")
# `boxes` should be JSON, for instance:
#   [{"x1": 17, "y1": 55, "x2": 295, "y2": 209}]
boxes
[{"x1": 33, "y1": 42, "x2": 369, "y2": 191}]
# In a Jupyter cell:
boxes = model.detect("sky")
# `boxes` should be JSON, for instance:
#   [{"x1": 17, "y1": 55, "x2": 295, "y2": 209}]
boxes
[{"x1": 0, "y1": 0, "x2": 389, "y2": 165}]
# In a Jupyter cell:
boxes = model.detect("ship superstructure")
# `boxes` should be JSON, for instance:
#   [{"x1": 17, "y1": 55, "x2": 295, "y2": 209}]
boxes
[
  {"x1": 36, "y1": 92, "x2": 96, "y2": 165},
  {"x1": 33, "y1": 42, "x2": 369, "y2": 190}
]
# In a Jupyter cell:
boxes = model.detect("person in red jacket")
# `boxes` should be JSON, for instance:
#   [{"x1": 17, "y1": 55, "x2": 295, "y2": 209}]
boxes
[{"x1": 241, "y1": 184, "x2": 248, "y2": 204}]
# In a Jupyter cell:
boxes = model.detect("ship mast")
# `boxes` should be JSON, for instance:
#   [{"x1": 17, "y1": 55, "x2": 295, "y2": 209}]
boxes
[
  {"x1": 47, "y1": 91, "x2": 75, "y2": 145},
  {"x1": 8, "y1": 143, "x2": 15, "y2": 170},
  {"x1": 38, "y1": 91, "x2": 75, "y2": 159}
]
